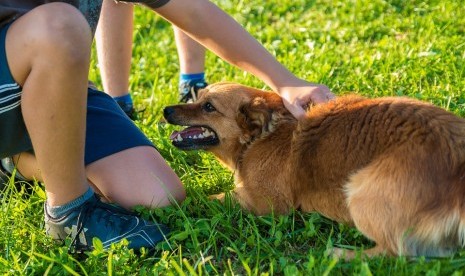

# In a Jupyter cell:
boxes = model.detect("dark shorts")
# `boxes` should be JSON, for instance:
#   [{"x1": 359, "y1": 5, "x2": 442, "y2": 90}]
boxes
[{"x1": 0, "y1": 22, "x2": 154, "y2": 165}]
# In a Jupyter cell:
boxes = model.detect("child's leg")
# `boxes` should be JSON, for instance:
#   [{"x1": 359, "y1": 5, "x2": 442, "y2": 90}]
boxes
[
  {"x1": 174, "y1": 27, "x2": 206, "y2": 75},
  {"x1": 173, "y1": 27, "x2": 208, "y2": 102},
  {"x1": 5, "y1": 3, "x2": 91, "y2": 205},
  {"x1": 95, "y1": 1, "x2": 135, "y2": 118},
  {"x1": 10, "y1": 147, "x2": 185, "y2": 209}
]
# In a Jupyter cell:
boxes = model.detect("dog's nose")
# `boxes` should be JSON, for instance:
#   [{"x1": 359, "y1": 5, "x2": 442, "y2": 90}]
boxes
[{"x1": 163, "y1": 106, "x2": 175, "y2": 119}]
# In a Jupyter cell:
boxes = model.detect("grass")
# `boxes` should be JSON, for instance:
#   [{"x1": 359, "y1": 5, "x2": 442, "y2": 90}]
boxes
[{"x1": 2, "y1": 0, "x2": 465, "y2": 274}]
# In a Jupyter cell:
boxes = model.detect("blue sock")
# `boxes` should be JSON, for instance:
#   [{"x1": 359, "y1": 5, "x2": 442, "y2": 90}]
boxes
[
  {"x1": 113, "y1": 93, "x2": 133, "y2": 113},
  {"x1": 180, "y1": 73, "x2": 205, "y2": 85},
  {"x1": 46, "y1": 187, "x2": 94, "y2": 219}
]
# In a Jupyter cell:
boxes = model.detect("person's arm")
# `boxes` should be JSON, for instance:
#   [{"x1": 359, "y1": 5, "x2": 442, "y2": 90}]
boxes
[{"x1": 132, "y1": 0, "x2": 334, "y2": 118}]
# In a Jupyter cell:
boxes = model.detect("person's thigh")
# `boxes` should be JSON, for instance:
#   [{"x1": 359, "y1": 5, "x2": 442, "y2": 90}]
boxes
[{"x1": 84, "y1": 88, "x2": 185, "y2": 209}]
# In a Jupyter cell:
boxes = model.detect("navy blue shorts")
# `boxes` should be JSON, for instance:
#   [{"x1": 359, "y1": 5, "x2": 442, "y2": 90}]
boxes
[{"x1": 0, "y1": 22, "x2": 154, "y2": 165}]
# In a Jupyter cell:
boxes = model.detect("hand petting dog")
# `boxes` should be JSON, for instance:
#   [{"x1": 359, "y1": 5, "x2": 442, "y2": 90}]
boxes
[{"x1": 278, "y1": 80, "x2": 335, "y2": 119}]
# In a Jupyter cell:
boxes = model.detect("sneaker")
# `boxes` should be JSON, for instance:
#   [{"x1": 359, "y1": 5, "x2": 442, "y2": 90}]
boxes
[
  {"x1": 0, "y1": 163, "x2": 10, "y2": 192},
  {"x1": 0, "y1": 157, "x2": 33, "y2": 195},
  {"x1": 179, "y1": 79, "x2": 208, "y2": 103},
  {"x1": 45, "y1": 194, "x2": 169, "y2": 253}
]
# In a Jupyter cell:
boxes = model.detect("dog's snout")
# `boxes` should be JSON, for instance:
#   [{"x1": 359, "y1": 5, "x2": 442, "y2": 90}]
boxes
[{"x1": 163, "y1": 106, "x2": 176, "y2": 119}]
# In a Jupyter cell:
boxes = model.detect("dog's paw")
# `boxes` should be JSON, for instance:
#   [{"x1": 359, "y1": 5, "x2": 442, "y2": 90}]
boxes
[
  {"x1": 325, "y1": 247, "x2": 356, "y2": 261},
  {"x1": 209, "y1": 193, "x2": 225, "y2": 202}
]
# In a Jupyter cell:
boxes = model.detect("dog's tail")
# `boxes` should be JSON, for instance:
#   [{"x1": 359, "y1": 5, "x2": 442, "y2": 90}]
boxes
[{"x1": 400, "y1": 195, "x2": 465, "y2": 257}]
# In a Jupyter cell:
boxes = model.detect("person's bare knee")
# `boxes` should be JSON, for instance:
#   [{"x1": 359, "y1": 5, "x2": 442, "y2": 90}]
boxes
[
  {"x1": 86, "y1": 146, "x2": 186, "y2": 210},
  {"x1": 35, "y1": 3, "x2": 92, "y2": 64},
  {"x1": 6, "y1": 3, "x2": 92, "y2": 85}
]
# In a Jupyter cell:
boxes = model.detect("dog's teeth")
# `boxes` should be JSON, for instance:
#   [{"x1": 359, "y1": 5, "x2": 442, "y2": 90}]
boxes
[
  {"x1": 199, "y1": 129, "x2": 215, "y2": 138},
  {"x1": 176, "y1": 134, "x2": 183, "y2": 142},
  {"x1": 193, "y1": 135, "x2": 198, "y2": 139}
]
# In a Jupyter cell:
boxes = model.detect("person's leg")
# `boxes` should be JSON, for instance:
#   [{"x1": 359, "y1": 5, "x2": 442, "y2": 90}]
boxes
[
  {"x1": 87, "y1": 146, "x2": 185, "y2": 209},
  {"x1": 173, "y1": 27, "x2": 208, "y2": 102},
  {"x1": 9, "y1": 148, "x2": 185, "y2": 209},
  {"x1": 95, "y1": 1, "x2": 135, "y2": 117},
  {"x1": 174, "y1": 27, "x2": 206, "y2": 75},
  {"x1": 6, "y1": 3, "x2": 91, "y2": 205},
  {"x1": 4, "y1": 148, "x2": 184, "y2": 209}
]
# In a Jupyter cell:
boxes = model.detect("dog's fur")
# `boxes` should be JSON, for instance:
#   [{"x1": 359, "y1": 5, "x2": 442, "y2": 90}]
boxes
[{"x1": 164, "y1": 82, "x2": 465, "y2": 259}]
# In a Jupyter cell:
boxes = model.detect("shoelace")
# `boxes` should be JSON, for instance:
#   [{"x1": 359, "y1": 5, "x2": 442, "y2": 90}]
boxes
[
  {"x1": 68, "y1": 195, "x2": 135, "y2": 254},
  {"x1": 180, "y1": 86, "x2": 198, "y2": 103},
  {"x1": 179, "y1": 81, "x2": 208, "y2": 103}
]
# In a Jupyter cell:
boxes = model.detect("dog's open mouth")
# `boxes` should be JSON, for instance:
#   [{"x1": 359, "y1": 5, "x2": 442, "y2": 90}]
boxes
[{"x1": 169, "y1": 126, "x2": 219, "y2": 150}]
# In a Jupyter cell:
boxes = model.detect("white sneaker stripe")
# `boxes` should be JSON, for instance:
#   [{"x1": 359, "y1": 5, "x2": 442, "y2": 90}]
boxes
[{"x1": 102, "y1": 217, "x2": 141, "y2": 246}]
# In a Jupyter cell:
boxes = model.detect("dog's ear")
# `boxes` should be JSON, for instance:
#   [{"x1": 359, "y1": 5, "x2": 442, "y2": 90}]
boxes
[{"x1": 236, "y1": 96, "x2": 278, "y2": 144}]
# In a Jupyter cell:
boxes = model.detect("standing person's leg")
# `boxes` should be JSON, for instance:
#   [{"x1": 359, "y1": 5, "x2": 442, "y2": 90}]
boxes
[
  {"x1": 95, "y1": 1, "x2": 135, "y2": 118},
  {"x1": 3, "y1": 3, "x2": 170, "y2": 252},
  {"x1": 173, "y1": 27, "x2": 208, "y2": 102}
]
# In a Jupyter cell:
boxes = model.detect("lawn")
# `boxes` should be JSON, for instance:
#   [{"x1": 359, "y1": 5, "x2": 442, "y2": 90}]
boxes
[{"x1": 2, "y1": 0, "x2": 465, "y2": 274}]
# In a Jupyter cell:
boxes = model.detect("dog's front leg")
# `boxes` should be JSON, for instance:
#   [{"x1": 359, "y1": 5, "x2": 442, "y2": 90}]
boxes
[
  {"x1": 209, "y1": 193, "x2": 225, "y2": 202},
  {"x1": 210, "y1": 186, "x2": 283, "y2": 215},
  {"x1": 327, "y1": 245, "x2": 388, "y2": 261}
]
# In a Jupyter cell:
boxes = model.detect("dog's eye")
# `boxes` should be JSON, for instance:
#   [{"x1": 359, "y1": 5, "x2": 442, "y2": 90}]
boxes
[{"x1": 203, "y1": 102, "x2": 216, "y2": 112}]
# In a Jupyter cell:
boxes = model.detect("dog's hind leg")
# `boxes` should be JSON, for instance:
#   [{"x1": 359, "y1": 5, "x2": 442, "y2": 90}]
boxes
[{"x1": 346, "y1": 156, "x2": 465, "y2": 257}]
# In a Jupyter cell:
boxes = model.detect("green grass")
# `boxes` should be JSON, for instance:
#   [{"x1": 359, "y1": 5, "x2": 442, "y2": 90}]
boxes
[{"x1": 2, "y1": 0, "x2": 465, "y2": 274}]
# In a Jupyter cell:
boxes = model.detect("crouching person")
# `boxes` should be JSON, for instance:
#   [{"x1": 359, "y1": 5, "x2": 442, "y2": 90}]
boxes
[{"x1": 0, "y1": 2, "x2": 185, "y2": 252}]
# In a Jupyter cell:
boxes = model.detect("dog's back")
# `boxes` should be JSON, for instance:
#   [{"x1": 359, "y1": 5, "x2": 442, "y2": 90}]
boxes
[{"x1": 291, "y1": 95, "x2": 465, "y2": 256}]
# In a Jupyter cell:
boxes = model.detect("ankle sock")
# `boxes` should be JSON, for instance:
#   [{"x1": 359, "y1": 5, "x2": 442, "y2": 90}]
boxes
[
  {"x1": 113, "y1": 93, "x2": 133, "y2": 113},
  {"x1": 180, "y1": 73, "x2": 205, "y2": 86},
  {"x1": 1, "y1": 157, "x2": 28, "y2": 181},
  {"x1": 46, "y1": 187, "x2": 94, "y2": 219}
]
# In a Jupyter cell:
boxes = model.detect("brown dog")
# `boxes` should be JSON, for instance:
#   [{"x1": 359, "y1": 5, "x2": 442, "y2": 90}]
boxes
[{"x1": 163, "y1": 82, "x2": 465, "y2": 259}]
